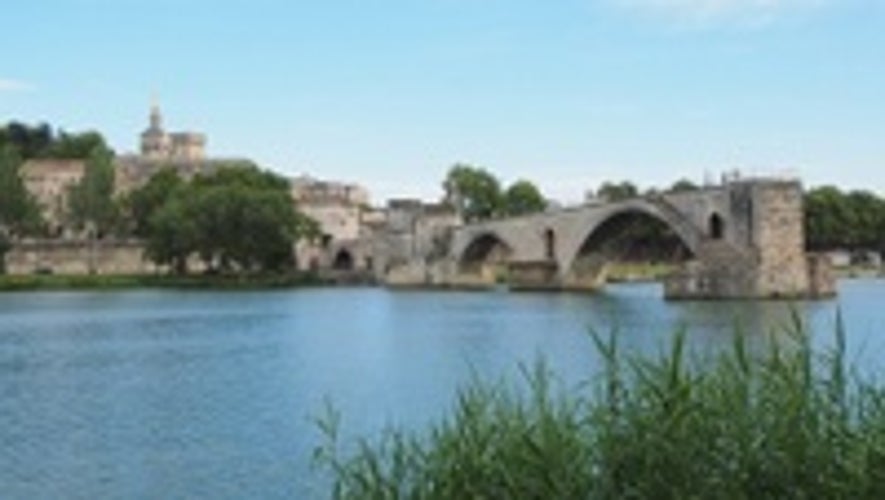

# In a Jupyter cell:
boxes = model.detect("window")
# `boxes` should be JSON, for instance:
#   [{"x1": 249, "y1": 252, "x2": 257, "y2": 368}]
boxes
[
  {"x1": 709, "y1": 213, "x2": 724, "y2": 240},
  {"x1": 544, "y1": 229, "x2": 556, "y2": 260}
]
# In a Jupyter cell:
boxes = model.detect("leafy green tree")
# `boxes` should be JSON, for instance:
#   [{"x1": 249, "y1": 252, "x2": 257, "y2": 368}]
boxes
[
  {"x1": 144, "y1": 164, "x2": 315, "y2": 274},
  {"x1": 197, "y1": 186, "x2": 299, "y2": 271},
  {"x1": 804, "y1": 186, "x2": 885, "y2": 252},
  {"x1": 805, "y1": 186, "x2": 854, "y2": 250},
  {"x1": 845, "y1": 190, "x2": 884, "y2": 250},
  {"x1": 67, "y1": 145, "x2": 119, "y2": 237},
  {"x1": 444, "y1": 164, "x2": 502, "y2": 221},
  {"x1": 0, "y1": 122, "x2": 53, "y2": 158},
  {"x1": 192, "y1": 161, "x2": 283, "y2": 191},
  {"x1": 0, "y1": 145, "x2": 43, "y2": 272},
  {"x1": 0, "y1": 122, "x2": 108, "y2": 160},
  {"x1": 145, "y1": 195, "x2": 198, "y2": 274},
  {"x1": 47, "y1": 131, "x2": 108, "y2": 159},
  {"x1": 597, "y1": 181, "x2": 639, "y2": 202},
  {"x1": 668, "y1": 179, "x2": 699, "y2": 193},
  {"x1": 0, "y1": 145, "x2": 43, "y2": 237},
  {"x1": 502, "y1": 180, "x2": 546, "y2": 216},
  {"x1": 124, "y1": 167, "x2": 183, "y2": 237}
]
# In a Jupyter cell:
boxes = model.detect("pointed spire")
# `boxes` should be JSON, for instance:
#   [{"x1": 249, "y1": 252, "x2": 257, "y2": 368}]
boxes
[{"x1": 149, "y1": 93, "x2": 162, "y2": 131}]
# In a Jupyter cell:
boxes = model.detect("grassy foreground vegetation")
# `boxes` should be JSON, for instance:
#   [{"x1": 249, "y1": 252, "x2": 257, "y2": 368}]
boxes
[{"x1": 316, "y1": 319, "x2": 885, "y2": 498}]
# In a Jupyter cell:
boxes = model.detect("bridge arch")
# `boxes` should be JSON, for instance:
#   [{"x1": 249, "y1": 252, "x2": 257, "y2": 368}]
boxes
[
  {"x1": 456, "y1": 232, "x2": 514, "y2": 270},
  {"x1": 561, "y1": 198, "x2": 704, "y2": 288}
]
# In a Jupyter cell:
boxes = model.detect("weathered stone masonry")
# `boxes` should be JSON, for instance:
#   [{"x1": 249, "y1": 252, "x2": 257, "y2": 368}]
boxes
[{"x1": 386, "y1": 178, "x2": 835, "y2": 300}]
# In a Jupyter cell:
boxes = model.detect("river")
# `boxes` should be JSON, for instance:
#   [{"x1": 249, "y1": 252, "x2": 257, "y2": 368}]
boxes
[{"x1": 1, "y1": 280, "x2": 883, "y2": 498}]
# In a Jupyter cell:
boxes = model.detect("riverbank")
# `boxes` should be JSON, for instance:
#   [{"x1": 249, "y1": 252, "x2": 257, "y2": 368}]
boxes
[
  {"x1": 605, "y1": 262, "x2": 676, "y2": 282},
  {"x1": 834, "y1": 266, "x2": 884, "y2": 279},
  {"x1": 0, "y1": 272, "x2": 324, "y2": 291}
]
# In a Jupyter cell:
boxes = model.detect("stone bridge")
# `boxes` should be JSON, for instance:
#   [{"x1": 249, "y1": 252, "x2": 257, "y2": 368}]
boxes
[{"x1": 436, "y1": 178, "x2": 834, "y2": 299}]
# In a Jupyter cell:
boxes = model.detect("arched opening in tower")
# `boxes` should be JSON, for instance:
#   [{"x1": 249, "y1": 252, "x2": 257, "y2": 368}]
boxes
[{"x1": 333, "y1": 249, "x2": 355, "y2": 271}]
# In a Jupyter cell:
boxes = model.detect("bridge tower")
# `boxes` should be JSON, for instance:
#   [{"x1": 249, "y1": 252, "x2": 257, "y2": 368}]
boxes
[{"x1": 664, "y1": 179, "x2": 834, "y2": 299}]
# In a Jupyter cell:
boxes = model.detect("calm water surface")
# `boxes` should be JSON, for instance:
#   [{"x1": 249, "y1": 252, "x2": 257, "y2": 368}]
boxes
[{"x1": 1, "y1": 280, "x2": 884, "y2": 498}]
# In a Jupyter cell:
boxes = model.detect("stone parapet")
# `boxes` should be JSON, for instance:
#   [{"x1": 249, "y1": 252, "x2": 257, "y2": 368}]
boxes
[{"x1": 4, "y1": 239, "x2": 159, "y2": 275}]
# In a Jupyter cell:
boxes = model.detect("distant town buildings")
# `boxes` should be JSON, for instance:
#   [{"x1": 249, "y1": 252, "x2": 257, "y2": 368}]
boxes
[
  {"x1": 11, "y1": 102, "x2": 470, "y2": 280},
  {"x1": 289, "y1": 175, "x2": 464, "y2": 279}
]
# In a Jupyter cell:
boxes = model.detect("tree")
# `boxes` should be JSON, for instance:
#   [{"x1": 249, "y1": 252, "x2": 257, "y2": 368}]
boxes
[
  {"x1": 47, "y1": 131, "x2": 108, "y2": 159},
  {"x1": 805, "y1": 186, "x2": 855, "y2": 250},
  {"x1": 845, "y1": 190, "x2": 884, "y2": 250},
  {"x1": 0, "y1": 122, "x2": 53, "y2": 158},
  {"x1": 0, "y1": 145, "x2": 43, "y2": 273},
  {"x1": 597, "y1": 181, "x2": 639, "y2": 202},
  {"x1": 668, "y1": 179, "x2": 699, "y2": 193},
  {"x1": 803, "y1": 186, "x2": 885, "y2": 252},
  {"x1": 0, "y1": 122, "x2": 108, "y2": 160},
  {"x1": 502, "y1": 180, "x2": 546, "y2": 216},
  {"x1": 124, "y1": 167, "x2": 183, "y2": 237},
  {"x1": 145, "y1": 195, "x2": 198, "y2": 274},
  {"x1": 444, "y1": 164, "x2": 502, "y2": 221},
  {"x1": 144, "y1": 164, "x2": 316, "y2": 274},
  {"x1": 67, "y1": 145, "x2": 119, "y2": 237},
  {"x1": 191, "y1": 160, "x2": 283, "y2": 191},
  {"x1": 0, "y1": 145, "x2": 43, "y2": 237}
]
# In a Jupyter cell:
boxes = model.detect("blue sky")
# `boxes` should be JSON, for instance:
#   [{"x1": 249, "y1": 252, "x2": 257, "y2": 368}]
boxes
[{"x1": 1, "y1": 0, "x2": 883, "y2": 203}]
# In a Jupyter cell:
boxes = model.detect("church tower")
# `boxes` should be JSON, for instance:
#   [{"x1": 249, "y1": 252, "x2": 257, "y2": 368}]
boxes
[{"x1": 140, "y1": 99, "x2": 170, "y2": 159}]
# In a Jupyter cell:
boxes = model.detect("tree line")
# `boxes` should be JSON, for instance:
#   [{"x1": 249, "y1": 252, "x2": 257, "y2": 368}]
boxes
[
  {"x1": 0, "y1": 121, "x2": 109, "y2": 160},
  {"x1": 805, "y1": 186, "x2": 885, "y2": 254},
  {"x1": 443, "y1": 164, "x2": 547, "y2": 221}
]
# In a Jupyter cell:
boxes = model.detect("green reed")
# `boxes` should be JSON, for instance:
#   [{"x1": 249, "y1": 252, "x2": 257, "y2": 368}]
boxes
[{"x1": 315, "y1": 314, "x2": 885, "y2": 499}]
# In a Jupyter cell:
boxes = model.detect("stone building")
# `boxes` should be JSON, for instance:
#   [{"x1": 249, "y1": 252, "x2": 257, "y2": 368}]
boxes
[
  {"x1": 116, "y1": 103, "x2": 251, "y2": 193},
  {"x1": 19, "y1": 159, "x2": 86, "y2": 236},
  {"x1": 291, "y1": 176, "x2": 374, "y2": 273},
  {"x1": 291, "y1": 176, "x2": 368, "y2": 242},
  {"x1": 139, "y1": 102, "x2": 206, "y2": 162},
  {"x1": 289, "y1": 179, "x2": 464, "y2": 282},
  {"x1": 371, "y1": 199, "x2": 462, "y2": 284}
]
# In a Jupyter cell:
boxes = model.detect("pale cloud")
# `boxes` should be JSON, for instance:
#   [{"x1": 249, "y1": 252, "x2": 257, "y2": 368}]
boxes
[
  {"x1": 0, "y1": 78, "x2": 34, "y2": 92},
  {"x1": 614, "y1": 0, "x2": 827, "y2": 25}
]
